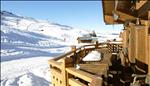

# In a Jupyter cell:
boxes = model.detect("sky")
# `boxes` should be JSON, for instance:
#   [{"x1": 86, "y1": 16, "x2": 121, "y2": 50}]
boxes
[{"x1": 1, "y1": 1, "x2": 123, "y2": 33}]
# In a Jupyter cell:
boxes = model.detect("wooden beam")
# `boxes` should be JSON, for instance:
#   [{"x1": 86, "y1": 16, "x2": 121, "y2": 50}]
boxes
[
  {"x1": 136, "y1": 1, "x2": 147, "y2": 10},
  {"x1": 104, "y1": 10, "x2": 137, "y2": 24},
  {"x1": 102, "y1": 1, "x2": 150, "y2": 24},
  {"x1": 102, "y1": 0, "x2": 115, "y2": 24},
  {"x1": 137, "y1": 1, "x2": 150, "y2": 18},
  {"x1": 69, "y1": 78, "x2": 86, "y2": 86},
  {"x1": 48, "y1": 60, "x2": 62, "y2": 70},
  {"x1": 66, "y1": 68, "x2": 102, "y2": 83},
  {"x1": 104, "y1": 15, "x2": 124, "y2": 24},
  {"x1": 104, "y1": 15, "x2": 115, "y2": 24},
  {"x1": 117, "y1": 11, "x2": 137, "y2": 22},
  {"x1": 66, "y1": 68, "x2": 95, "y2": 82}
]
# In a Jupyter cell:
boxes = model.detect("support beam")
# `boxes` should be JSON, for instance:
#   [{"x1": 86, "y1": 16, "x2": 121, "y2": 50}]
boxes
[
  {"x1": 137, "y1": 1, "x2": 150, "y2": 19},
  {"x1": 117, "y1": 11, "x2": 137, "y2": 22},
  {"x1": 136, "y1": 1, "x2": 147, "y2": 10}
]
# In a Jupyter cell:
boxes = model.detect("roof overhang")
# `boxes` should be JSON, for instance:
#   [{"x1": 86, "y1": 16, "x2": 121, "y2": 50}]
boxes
[{"x1": 102, "y1": 0, "x2": 150, "y2": 25}]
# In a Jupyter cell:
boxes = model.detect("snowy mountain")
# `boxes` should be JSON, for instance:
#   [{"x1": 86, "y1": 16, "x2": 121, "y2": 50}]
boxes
[
  {"x1": 0, "y1": 11, "x2": 94, "y2": 86},
  {"x1": 1, "y1": 11, "x2": 91, "y2": 44},
  {"x1": 1, "y1": 11, "x2": 120, "y2": 86}
]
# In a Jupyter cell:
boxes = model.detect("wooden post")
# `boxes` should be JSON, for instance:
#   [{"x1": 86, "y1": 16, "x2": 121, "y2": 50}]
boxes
[
  {"x1": 95, "y1": 41, "x2": 99, "y2": 49},
  {"x1": 128, "y1": 23, "x2": 137, "y2": 63},
  {"x1": 71, "y1": 46, "x2": 77, "y2": 67},
  {"x1": 71, "y1": 46, "x2": 76, "y2": 54},
  {"x1": 61, "y1": 58, "x2": 66, "y2": 86}
]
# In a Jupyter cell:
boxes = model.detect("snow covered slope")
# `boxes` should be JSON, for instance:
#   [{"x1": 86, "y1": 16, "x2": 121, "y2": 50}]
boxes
[
  {"x1": 1, "y1": 11, "x2": 92, "y2": 86},
  {"x1": 1, "y1": 11, "x2": 120, "y2": 86}
]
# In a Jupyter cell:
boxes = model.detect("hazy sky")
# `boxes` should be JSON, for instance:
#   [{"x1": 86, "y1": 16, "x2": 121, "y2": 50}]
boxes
[{"x1": 1, "y1": 1, "x2": 123, "y2": 33}]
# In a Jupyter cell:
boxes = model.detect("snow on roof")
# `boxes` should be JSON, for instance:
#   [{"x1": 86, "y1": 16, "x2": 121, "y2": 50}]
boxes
[{"x1": 82, "y1": 51, "x2": 101, "y2": 61}]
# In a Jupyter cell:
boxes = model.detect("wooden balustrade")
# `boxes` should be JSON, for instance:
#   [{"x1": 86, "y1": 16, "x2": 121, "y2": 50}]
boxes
[
  {"x1": 49, "y1": 59, "x2": 66, "y2": 86},
  {"x1": 52, "y1": 43, "x2": 108, "y2": 61},
  {"x1": 107, "y1": 43, "x2": 122, "y2": 53},
  {"x1": 68, "y1": 78, "x2": 87, "y2": 86},
  {"x1": 48, "y1": 43, "x2": 122, "y2": 86},
  {"x1": 66, "y1": 68, "x2": 102, "y2": 86}
]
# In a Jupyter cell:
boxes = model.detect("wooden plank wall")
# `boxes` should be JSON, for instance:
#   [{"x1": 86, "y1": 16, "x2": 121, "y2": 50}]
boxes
[
  {"x1": 128, "y1": 24, "x2": 137, "y2": 63},
  {"x1": 127, "y1": 23, "x2": 149, "y2": 64},
  {"x1": 123, "y1": 20, "x2": 150, "y2": 74},
  {"x1": 148, "y1": 11, "x2": 150, "y2": 75},
  {"x1": 148, "y1": 34, "x2": 150, "y2": 75},
  {"x1": 148, "y1": 35, "x2": 150, "y2": 75},
  {"x1": 136, "y1": 26, "x2": 148, "y2": 63}
]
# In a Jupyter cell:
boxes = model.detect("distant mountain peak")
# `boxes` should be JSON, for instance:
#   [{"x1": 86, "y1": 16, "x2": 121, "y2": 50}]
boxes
[
  {"x1": 1, "y1": 10, "x2": 39, "y2": 23},
  {"x1": 51, "y1": 23, "x2": 73, "y2": 30},
  {"x1": 1, "y1": 10, "x2": 19, "y2": 17}
]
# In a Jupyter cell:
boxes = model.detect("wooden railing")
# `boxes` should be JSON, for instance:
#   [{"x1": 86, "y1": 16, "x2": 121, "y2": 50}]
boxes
[
  {"x1": 49, "y1": 59, "x2": 66, "y2": 86},
  {"x1": 48, "y1": 42, "x2": 122, "y2": 86},
  {"x1": 66, "y1": 67, "x2": 102, "y2": 86},
  {"x1": 52, "y1": 42, "x2": 108, "y2": 61},
  {"x1": 107, "y1": 42, "x2": 122, "y2": 53}
]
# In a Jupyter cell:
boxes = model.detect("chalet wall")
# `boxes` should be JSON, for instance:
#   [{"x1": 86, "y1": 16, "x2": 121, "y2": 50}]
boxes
[
  {"x1": 136, "y1": 26, "x2": 148, "y2": 63},
  {"x1": 148, "y1": 23, "x2": 150, "y2": 75},
  {"x1": 148, "y1": 35, "x2": 150, "y2": 75},
  {"x1": 127, "y1": 21, "x2": 150, "y2": 75},
  {"x1": 127, "y1": 23, "x2": 149, "y2": 65},
  {"x1": 128, "y1": 24, "x2": 137, "y2": 63}
]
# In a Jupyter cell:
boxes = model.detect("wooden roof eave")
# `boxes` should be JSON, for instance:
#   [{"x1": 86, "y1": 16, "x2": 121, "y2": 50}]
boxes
[
  {"x1": 102, "y1": 0, "x2": 150, "y2": 25},
  {"x1": 103, "y1": 11, "x2": 137, "y2": 25},
  {"x1": 102, "y1": 0, "x2": 135, "y2": 24},
  {"x1": 102, "y1": 0, "x2": 115, "y2": 25}
]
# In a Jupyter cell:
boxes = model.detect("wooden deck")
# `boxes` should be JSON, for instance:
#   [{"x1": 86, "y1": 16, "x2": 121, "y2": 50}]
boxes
[
  {"x1": 79, "y1": 64, "x2": 108, "y2": 77},
  {"x1": 48, "y1": 43, "x2": 123, "y2": 86},
  {"x1": 48, "y1": 42, "x2": 150, "y2": 86},
  {"x1": 96, "y1": 48, "x2": 112, "y2": 65}
]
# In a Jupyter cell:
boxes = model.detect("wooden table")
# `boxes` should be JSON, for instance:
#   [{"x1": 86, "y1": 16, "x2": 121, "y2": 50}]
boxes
[{"x1": 79, "y1": 64, "x2": 109, "y2": 77}]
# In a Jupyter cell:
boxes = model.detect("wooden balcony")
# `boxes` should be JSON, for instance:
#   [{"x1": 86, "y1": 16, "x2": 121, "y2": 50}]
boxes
[{"x1": 48, "y1": 42, "x2": 124, "y2": 86}]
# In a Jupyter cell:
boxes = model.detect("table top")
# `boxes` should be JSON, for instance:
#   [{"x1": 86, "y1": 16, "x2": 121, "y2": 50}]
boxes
[{"x1": 79, "y1": 64, "x2": 108, "y2": 76}]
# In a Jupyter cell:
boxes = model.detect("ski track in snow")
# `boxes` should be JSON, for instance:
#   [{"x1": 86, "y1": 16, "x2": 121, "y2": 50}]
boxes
[
  {"x1": 1, "y1": 56, "x2": 51, "y2": 86},
  {"x1": 1, "y1": 43, "x2": 69, "y2": 86},
  {"x1": 1, "y1": 43, "x2": 68, "y2": 86},
  {"x1": 1, "y1": 11, "x2": 120, "y2": 86},
  {"x1": 1, "y1": 44, "x2": 68, "y2": 86}
]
